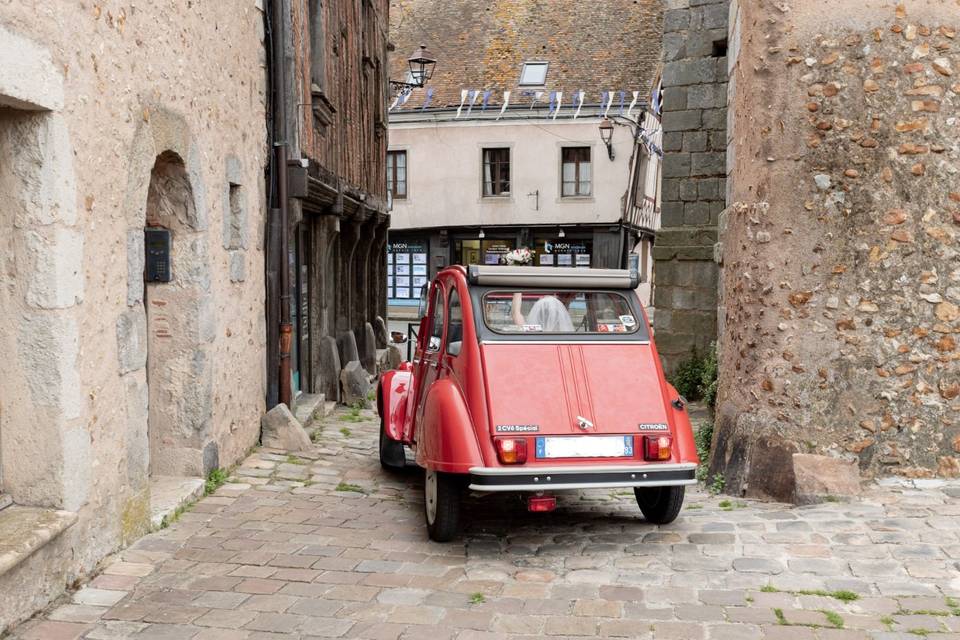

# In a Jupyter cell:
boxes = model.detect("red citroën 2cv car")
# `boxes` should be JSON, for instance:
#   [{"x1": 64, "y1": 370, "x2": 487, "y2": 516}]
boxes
[{"x1": 378, "y1": 265, "x2": 699, "y2": 541}]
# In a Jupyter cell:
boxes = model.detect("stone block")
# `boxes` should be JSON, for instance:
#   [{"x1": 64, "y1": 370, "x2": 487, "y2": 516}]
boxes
[
  {"x1": 361, "y1": 322, "x2": 377, "y2": 375},
  {"x1": 260, "y1": 404, "x2": 312, "y2": 452},
  {"x1": 662, "y1": 177, "x2": 682, "y2": 201},
  {"x1": 661, "y1": 202, "x2": 685, "y2": 227},
  {"x1": 663, "y1": 58, "x2": 717, "y2": 87},
  {"x1": 662, "y1": 109, "x2": 702, "y2": 133},
  {"x1": 662, "y1": 86, "x2": 688, "y2": 112},
  {"x1": 702, "y1": 107, "x2": 727, "y2": 131},
  {"x1": 684, "y1": 201, "x2": 711, "y2": 225},
  {"x1": 19, "y1": 312, "x2": 82, "y2": 419},
  {"x1": 662, "y1": 152, "x2": 692, "y2": 178},
  {"x1": 683, "y1": 131, "x2": 708, "y2": 153},
  {"x1": 698, "y1": 178, "x2": 721, "y2": 201},
  {"x1": 0, "y1": 24, "x2": 65, "y2": 110},
  {"x1": 377, "y1": 345, "x2": 402, "y2": 373},
  {"x1": 374, "y1": 316, "x2": 389, "y2": 349},
  {"x1": 743, "y1": 436, "x2": 799, "y2": 503},
  {"x1": 126, "y1": 229, "x2": 144, "y2": 306},
  {"x1": 340, "y1": 360, "x2": 371, "y2": 407},
  {"x1": 336, "y1": 330, "x2": 359, "y2": 366},
  {"x1": 663, "y1": 8, "x2": 690, "y2": 32},
  {"x1": 318, "y1": 335, "x2": 341, "y2": 403},
  {"x1": 662, "y1": 132, "x2": 684, "y2": 153},
  {"x1": 702, "y1": 3, "x2": 729, "y2": 28},
  {"x1": 229, "y1": 250, "x2": 246, "y2": 283},
  {"x1": 691, "y1": 151, "x2": 725, "y2": 176},
  {"x1": 688, "y1": 84, "x2": 723, "y2": 110},
  {"x1": 709, "y1": 130, "x2": 727, "y2": 152},
  {"x1": 683, "y1": 26, "x2": 716, "y2": 57},
  {"x1": 663, "y1": 33, "x2": 687, "y2": 63},
  {"x1": 792, "y1": 454, "x2": 862, "y2": 504},
  {"x1": 680, "y1": 180, "x2": 699, "y2": 202},
  {"x1": 24, "y1": 227, "x2": 84, "y2": 309}
]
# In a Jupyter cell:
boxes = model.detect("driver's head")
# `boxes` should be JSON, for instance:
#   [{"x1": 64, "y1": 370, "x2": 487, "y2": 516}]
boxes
[{"x1": 557, "y1": 291, "x2": 578, "y2": 306}]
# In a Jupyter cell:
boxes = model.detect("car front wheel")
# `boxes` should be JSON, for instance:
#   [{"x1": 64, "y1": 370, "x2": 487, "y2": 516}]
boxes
[
  {"x1": 635, "y1": 485, "x2": 684, "y2": 524},
  {"x1": 424, "y1": 469, "x2": 461, "y2": 542}
]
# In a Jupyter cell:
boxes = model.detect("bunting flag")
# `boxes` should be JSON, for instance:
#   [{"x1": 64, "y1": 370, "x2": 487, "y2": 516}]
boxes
[
  {"x1": 455, "y1": 89, "x2": 469, "y2": 118},
  {"x1": 651, "y1": 79, "x2": 663, "y2": 116},
  {"x1": 626, "y1": 90, "x2": 639, "y2": 118},
  {"x1": 552, "y1": 91, "x2": 563, "y2": 120},
  {"x1": 573, "y1": 90, "x2": 585, "y2": 119},
  {"x1": 599, "y1": 91, "x2": 609, "y2": 115},
  {"x1": 617, "y1": 90, "x2": 626, "y2": 116},
  {"x1": 496, "y1": 90, "x2": 511, "y2": 120},
  {"x1": 421, "y1": 87, "x2": 434, "y2": 111},
  {"x1": 547, "y1": 91, "x2": 557, "y2": 115},
  {"x1": 530, "y1": 91, "x2": 544, "y2": 109},
  {"x1": 465, "y1": 90, "x2": 480, "y2": 116},
  {"x1": 603, "y1": 90, "x2": 615, "y2": 117},
  {"x1": 481, "y1": 90, "x2": 492, "y2": 111}
]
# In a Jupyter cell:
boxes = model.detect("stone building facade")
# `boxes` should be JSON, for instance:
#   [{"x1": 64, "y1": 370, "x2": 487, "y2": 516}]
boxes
[
  {"x1": 712, "y1": 0, "x2": 960, "y2": 496},
  {"x1": 0, "y1": 3, "x2": 267, "y2": 631},
  {"x1": 652, "y1": 0, "x2": 729, "y2": 372},
  {"x1": 270, "y1": 0, "x2": 391, "y2": 406},
  {"x1": 656, "y1": 0, "x2": 960, "y2": 492}
]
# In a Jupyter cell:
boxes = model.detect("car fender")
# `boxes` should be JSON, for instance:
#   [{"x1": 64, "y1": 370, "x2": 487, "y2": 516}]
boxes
[
  {"x1": 378, "y1": 366, "x2": 412, "y2": 443},
  {"x1": 666, "y1": 382, "x2": 700, "y2": 464},
  {"x1": 416, "y1": 378, "x2": 484, "y2": 474}
]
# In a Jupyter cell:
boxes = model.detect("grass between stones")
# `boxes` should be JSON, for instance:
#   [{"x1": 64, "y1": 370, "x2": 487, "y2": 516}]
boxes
[
  {"x1": 335, "y1": 481, "x2": 366, "y2": 494},
  {"x1": 760, "y1": 584, "x2": 860, "y2": 603},
  {"x1": 469, "y1": 593, "x2": 486, "y2": 605}
]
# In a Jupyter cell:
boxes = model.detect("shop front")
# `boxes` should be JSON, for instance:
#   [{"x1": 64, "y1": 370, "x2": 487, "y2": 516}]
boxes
[{"x1": 387, "y1": 237, "x2": 430, "y2": 308}]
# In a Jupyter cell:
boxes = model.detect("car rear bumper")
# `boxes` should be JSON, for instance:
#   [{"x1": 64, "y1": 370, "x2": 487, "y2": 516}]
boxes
[{"x1": 467, "y1": 462, "x2": 697, "y2": 492}]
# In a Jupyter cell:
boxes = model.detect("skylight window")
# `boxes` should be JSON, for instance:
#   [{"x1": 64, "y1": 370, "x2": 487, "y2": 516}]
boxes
[{"x1": 519, "y1": 61, "x2": 548, "y2": 86}]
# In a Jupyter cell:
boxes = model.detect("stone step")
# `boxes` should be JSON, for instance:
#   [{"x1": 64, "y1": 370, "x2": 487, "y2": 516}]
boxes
[
  {"x1": 149, "y1": 476, "x2": 204, "y2": 530},
  {"x1": 0, "y1": 505, "x2": 77, "y2": 578},
  {"x1": 294, "y1": 393, "x2": 326, "y2": 430},
  {"x1": 323, "y1": 401, "x2": 337, "y2": 417},
  {"x1": 0, "y1": 494, "x2": 11, "y2": 512}
]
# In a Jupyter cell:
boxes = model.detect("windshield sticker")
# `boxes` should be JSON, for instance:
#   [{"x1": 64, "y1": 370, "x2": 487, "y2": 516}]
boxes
[
  {"x1": 521, "y1": 324, "x2": 543, "y2": 332},
  {"x1": 496, "y1": 424, "x2": 540, "y2": 433},
  {"x1": 598, "y1": 324, "x2": 627, "y2": 333},
  {"x1": 638, "y1": 423, "x2": 670, "y2": 431},
  {"x1": 620, "y1": 315, "x2": 637, "y2": 327}
]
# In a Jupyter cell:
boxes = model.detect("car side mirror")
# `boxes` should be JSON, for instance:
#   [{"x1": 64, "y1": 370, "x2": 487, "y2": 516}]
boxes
[{"x1": 447, "y1": 341, "x2": 462, "y2": 357}]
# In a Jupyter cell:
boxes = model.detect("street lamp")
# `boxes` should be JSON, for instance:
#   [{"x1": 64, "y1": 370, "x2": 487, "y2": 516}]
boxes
[
  {"x1": 390, "y1": 44, "x2": 437, "y2": 94},
  {"x1": 598, "y1": 117, "x2": 615, "y2": 161}
]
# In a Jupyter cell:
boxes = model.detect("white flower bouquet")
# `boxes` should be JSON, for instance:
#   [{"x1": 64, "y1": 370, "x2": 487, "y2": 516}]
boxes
[{"x1": 504, "y1": 247, "x2": 533, "y2": 266}]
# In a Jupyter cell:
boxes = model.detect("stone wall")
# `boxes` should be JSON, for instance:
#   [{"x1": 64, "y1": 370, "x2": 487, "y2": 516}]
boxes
[
  {"x1": 712, "y1": 0, "x2": 960, "y2": 497},
  {"x1": 0, "y1": 2, "x2": 267, "y2": 630},
  {"x1": 652, "y1": 0, "x2": 729, "y2": 372}
]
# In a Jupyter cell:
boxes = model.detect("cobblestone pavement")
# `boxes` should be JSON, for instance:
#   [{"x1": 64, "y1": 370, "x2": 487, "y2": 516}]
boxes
[{"x1": 9, "y1": 407, "x2": 960, "y2": 640}]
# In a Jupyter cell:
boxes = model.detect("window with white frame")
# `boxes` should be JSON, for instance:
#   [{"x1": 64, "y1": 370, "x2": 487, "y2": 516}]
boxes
[{"x1": 519, "y1": 62, "x2": 548, "y2": 86}]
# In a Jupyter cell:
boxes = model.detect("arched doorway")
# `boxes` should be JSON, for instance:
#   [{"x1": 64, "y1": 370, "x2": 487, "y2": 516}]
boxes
[{"x1": 143, "y1": 151, "x2": 215, "y2": 478}]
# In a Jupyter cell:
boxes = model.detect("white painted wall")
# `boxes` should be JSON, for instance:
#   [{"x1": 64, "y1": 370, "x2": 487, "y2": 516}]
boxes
[{"x1": 388, "y1": 117, "x2": 636, "y2": 230}]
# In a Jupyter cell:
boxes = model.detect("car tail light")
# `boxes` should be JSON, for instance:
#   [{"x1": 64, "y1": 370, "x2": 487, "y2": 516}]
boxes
[
  {"x1": 643, "y1": 435, "x2": 673, "y2": 461},
  {"x1": 527, "y1": 495, "x2": 556, "y2": 512},
  {"x1": 495, "y1": 438, "x2": 527, "y2": 465}
]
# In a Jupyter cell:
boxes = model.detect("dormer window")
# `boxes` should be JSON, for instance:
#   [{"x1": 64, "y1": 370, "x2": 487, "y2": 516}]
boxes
[{"x1": 519, "y1": 61, "x2": 548, "y2": 86}]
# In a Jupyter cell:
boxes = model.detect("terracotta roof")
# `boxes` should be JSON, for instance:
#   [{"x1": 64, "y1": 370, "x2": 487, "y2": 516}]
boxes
[{"x1": 388, "y1": 0, "x2": 663, "y2": 111}]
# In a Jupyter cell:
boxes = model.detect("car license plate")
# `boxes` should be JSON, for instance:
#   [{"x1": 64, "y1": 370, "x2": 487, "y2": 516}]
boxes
[{"x1": 535, "y1": 436, "x2": 634, "y2": 459}]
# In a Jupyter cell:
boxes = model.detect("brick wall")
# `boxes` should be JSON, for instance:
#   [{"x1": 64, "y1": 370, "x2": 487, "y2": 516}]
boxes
[{"x1": 652, "y1": 0, "x2": 729, "y2": 372}]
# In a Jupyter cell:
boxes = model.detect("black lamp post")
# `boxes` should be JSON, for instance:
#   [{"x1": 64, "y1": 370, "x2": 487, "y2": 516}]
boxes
[
  {"x1": 390, "y1": 44, "x2": 437, "y2": 94},
  {"x1": 598, "y1": 117, "x2": 615, "y2": 161}
]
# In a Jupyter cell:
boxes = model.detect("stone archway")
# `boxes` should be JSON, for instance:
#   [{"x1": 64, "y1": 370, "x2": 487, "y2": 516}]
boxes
[
  {"x1": 117, "y1": 107, "x2": 216, "y2": 509},
  {"x1": 143, "y1": 151, "x2": 215, "y2": 477}
]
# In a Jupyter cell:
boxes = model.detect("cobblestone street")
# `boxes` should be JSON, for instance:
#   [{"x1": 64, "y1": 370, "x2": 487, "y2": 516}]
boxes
[{"x1": 10, "y1": 407, "x2": 960, "y2": 640}]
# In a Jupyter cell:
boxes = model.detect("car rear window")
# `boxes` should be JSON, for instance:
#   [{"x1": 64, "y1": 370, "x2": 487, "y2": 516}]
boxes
[{"x1": 481, "y1": 290, "x2": 640, "y2": 335}]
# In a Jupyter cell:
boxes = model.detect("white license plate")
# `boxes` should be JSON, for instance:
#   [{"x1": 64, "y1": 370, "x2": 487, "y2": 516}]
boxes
[{"x1": 535, "y1": 436, "x2": 634, "y2": 459}]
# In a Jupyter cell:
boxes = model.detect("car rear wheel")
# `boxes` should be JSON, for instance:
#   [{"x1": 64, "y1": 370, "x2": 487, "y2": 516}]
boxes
[
  {"x1": 379, "y1": 416, "x2": 406, "y2": 471},
  {"x1": 635, "y1": 485, "x2": 685, "y2": 524},
  {"x1": 424, "y1": 469, "x2": 461, "y2": 542}
]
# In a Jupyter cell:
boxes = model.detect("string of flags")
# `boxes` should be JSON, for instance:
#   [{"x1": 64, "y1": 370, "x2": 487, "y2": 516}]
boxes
[{"x1": 390, "y1": 88, "x2": 648, "y2": 119}]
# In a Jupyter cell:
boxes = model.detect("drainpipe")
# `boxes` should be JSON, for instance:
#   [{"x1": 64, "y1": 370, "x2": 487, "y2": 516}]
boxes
[{"x1": 269, "y1": 0, "x2": 293, "y2": 408}]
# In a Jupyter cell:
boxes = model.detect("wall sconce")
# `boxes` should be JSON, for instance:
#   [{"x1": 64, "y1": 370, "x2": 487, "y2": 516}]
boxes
[
  {"x1": 558, "y1": 228, "x2": 566, "y2": 238},
  {"x1": 598, "y1": 118, "x2": 615, "y2": 161},
  {"x1": 478, "y1": 228, "x2": 485, "y2": 239},
  {"x1": 389, "y1": 45, "x2": 437, "y2": 95}
]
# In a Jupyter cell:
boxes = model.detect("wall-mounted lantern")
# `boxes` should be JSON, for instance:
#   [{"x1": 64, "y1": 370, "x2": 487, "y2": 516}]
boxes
[
  {"x1": 598, "y1": 118, "x2": 615, "y2": 161},
  {"x1": 390, "y1": 45, "x2": 437, "y2": 95}
]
